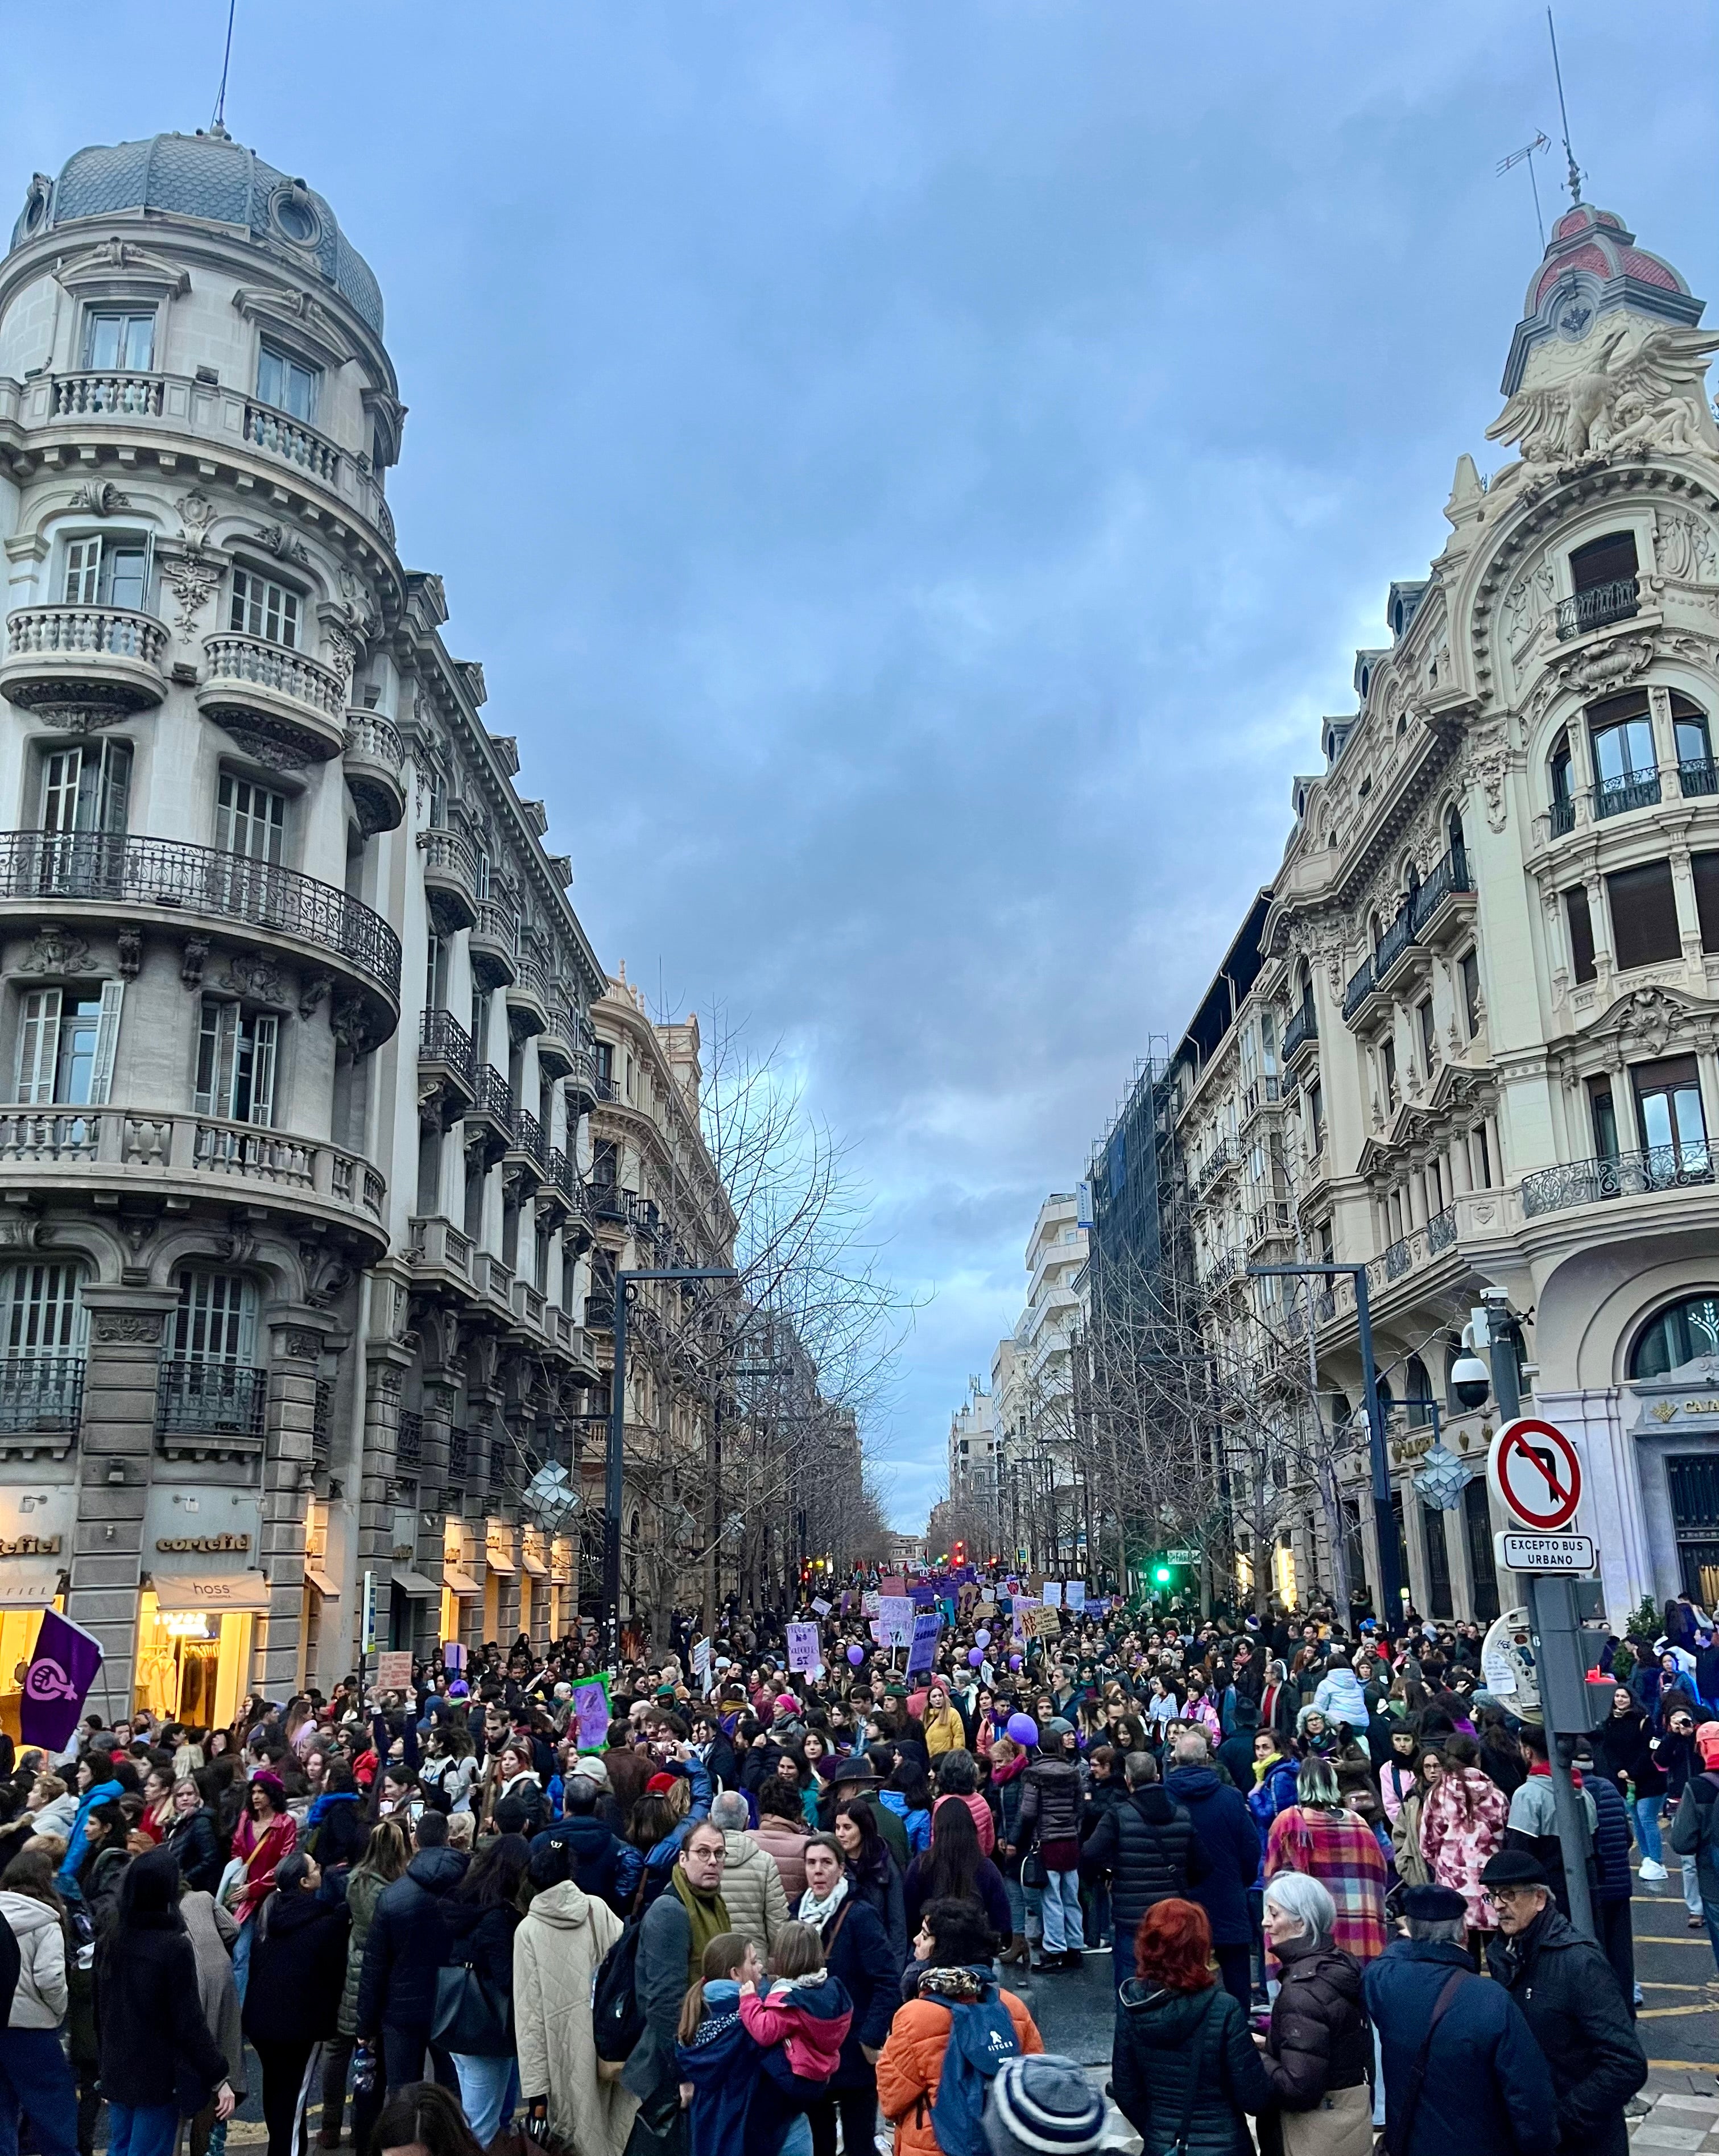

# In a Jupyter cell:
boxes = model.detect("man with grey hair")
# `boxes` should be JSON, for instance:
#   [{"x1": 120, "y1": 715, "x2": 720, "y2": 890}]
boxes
[
  {"x1": 711, "y1": 1788, "x2": 788, "y2": 1949},
  {"x1": 1165, "y1": 1726, "x2": 1261, "y2": 2010},
  {"x1": 1363, "y1": 1882, "x2": 1557, "y2": 2156}
]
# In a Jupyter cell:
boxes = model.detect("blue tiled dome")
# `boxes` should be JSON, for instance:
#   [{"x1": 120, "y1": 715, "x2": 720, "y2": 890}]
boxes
[{"x1": 11, "y1": 131, "x2": 383, "y2": 334}]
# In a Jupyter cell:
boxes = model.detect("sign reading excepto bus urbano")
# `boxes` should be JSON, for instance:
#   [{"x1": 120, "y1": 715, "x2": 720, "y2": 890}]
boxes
[
  {"x1": 1487, "y1": 1417, "x2": 1583, "y2": 1533},
  {"x1": 1495, "y1": 1532, "x2": 1596, "y2": 1575}
]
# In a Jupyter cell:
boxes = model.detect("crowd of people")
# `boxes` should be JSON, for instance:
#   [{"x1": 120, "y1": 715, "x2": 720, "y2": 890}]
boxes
[{"x1": 0, "y1": 1579, "x2": 1709, "y2": 2156}]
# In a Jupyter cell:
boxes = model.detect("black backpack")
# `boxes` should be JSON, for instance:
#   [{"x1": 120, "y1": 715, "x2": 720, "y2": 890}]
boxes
[{"x1": 592, "y1": 1874, "x2": 650, "y2": 2063}]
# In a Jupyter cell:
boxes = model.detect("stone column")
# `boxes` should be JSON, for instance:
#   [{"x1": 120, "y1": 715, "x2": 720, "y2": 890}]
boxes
[
  {"x1": 418, "y1": 1379, "x2": 457, "y2": 1663},
  {"x1": 359, "y1": 1344, "x2": 411, "y2": 1670},
  {"x1": 257, "y1": 1317, "x2": 325, "y2": 1698},
  {"x1": 1670, "y1": 845, "x2": 1704, "y2": 961},
  {"x1": 1449, "y1": 1131, "x2": 1473, "y2": 1195},
  {"x1": 67, "y1": 1288, "x2": 180, "y2": 1728}
]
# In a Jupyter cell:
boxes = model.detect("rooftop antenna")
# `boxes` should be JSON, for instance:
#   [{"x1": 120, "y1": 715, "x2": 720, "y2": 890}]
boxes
[
  {"x1": 1497, "y1": 132, "x2": 1551, "y2": 251},
  {"x1": 1546, "y1": 7, "x2": 1583, "y2": 206},
  {"x1": 210, "y1": 0, "x2": 237, "y2": 139}
]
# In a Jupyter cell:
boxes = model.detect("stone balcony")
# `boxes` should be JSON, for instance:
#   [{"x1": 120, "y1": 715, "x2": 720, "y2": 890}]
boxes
[
  {"x1": 0, "y1": 1105, "x2": 387, "y2": 1259},
  {"x1": 0, "y1": 605, "x2": 169, "y2": 714},
  {"x1": 197, "y1": 631, "x2": 348, "y2": 763},
  {"x1": 419, "y1": 828, "x2": 479, "y2": 934},
  {"x1": 342, "y1": 712, "x2": 407, "y2": 835}
]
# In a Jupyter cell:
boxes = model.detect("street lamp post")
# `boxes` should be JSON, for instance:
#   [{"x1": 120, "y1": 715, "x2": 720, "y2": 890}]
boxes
[
  {"x1": 1248, "y1": 1261, "x2": 1402, "y2": 1630},
  {"x1": 605, "y1": 1265, "x2": 738, "y2": 1667}
]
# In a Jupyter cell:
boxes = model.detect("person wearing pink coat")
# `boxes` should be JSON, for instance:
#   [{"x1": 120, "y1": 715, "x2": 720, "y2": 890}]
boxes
[{"x1": 1419, "y1": 1736, "x2": 1510, "y2": 1937}]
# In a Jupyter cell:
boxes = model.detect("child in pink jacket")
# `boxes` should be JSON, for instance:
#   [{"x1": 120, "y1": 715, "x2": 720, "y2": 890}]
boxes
[{"x1": 738, "y1": 1922, "x2": 854, "y2": 2156}]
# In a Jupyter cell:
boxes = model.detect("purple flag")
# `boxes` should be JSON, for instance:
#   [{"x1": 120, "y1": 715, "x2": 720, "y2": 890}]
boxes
[{"x1": 20, "y1": 1610, "x2": 102, "y2": 1753}]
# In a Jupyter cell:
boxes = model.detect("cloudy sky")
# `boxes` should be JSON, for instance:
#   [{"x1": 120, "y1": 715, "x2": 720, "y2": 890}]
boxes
[{"x1": 10, "y1": 3, "x2": 1714, "y2": 1528}]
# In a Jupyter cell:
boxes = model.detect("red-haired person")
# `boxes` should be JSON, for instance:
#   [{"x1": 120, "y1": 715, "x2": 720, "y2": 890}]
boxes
[{"x1": 1111, "y1": 1898, "x2": 1274, "y2": 2156}]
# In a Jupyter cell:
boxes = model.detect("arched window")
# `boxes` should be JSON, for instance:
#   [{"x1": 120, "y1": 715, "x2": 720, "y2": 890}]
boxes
[
  {"x1": 1671, "y1": 693, "x2": 1715, "y2": 788},
  {"x1": 1549, "y1": 732, "x2": 1575, "y2": 833},
  {"x1": 1446, "y1": 806, "x2": 1466, "y2": 867},
  {"x1": 1588, "y1": 692, "x2": 1658, "y2": 819},
  {"x1": 1631, "y1": 1292, "x2": 1719, "y2": 1379},
  {"x1": 169, "y1": 1268, "x2": 257, "y2": 1365},
  {"x1": 1405, "y1": 1356, "x2": 1432, "y2": 1426},
  {"x1": 1374, "y1": 1377, "x2": 1394, "y2": 1419}
]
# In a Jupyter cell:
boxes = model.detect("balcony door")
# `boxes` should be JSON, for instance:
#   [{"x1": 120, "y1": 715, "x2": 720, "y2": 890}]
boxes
[
  {"x1": 0, "y1": 1263, "x2": 86, "y2": 1436},
  {"x1": 162, "y1": 1270, "x2": 262, "y2": 1440},
  {"x1": 1589, "y1": 695, "x2": 1658, "y2": 816},
  {"x1": 1631, "y1": 1056, "x2": 1709, "y2": 1181}
]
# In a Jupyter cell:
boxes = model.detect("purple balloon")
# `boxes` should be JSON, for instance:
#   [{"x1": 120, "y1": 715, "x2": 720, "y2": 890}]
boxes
[
  {"x1": 967, "y1": 1648, "x2": 984, "y2": 1667},
  {"x1": 975, "y1": 1629, "x2": 991, "y2": 1648},
  {"x1": 847, "y1": 1645, "x2": 865, "y2": 1666},
  {"x1": 1008, "y1": 1655, "x2": 1023, "y2": 1674},
  {"x1": 1006, "y1": 1711, "x2": 1038, "y2": 1745}
]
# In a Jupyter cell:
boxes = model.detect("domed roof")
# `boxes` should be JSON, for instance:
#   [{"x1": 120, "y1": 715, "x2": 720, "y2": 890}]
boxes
[
  {"x1": 1500, "y1": 199, "x2": 1704, "y2": 396},
  {"x1": 10, "y1": 130, "x2": 383, "y2": 335},
  {"x1": 1524, "y1": 203, "x2": 1688, "y2": 315}
]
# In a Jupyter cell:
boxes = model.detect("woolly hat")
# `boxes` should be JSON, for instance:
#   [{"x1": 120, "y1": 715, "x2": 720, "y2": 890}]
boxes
[
  {"x1": 571, "y1": 1754, "x2": 611, "y2": 1791},
  {"x1": 645, "y1": 1771, "x2": 677, "y2": 1795},
  {"x1": 984, "y1": 2055, "x2": 1105, "y2": 2156},
  {"x1": 1697, "y1": 1721, "x2": 1719, "y2": 1764}
]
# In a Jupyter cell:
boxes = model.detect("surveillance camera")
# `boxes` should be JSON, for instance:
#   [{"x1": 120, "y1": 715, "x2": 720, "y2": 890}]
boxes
[{"x1": 1450, "y1": 1352, "x2": 1491, "y2": 1410}]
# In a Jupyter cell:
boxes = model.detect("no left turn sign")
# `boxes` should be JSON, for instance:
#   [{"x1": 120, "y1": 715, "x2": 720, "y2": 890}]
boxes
[{"x1": 1487, "y1": 1416, "x2": 1584, "y2": 1533}]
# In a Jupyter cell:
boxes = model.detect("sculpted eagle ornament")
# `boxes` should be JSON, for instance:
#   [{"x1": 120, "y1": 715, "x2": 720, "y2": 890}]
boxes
[{"x1": 1486, "y1": 324, "x2": 1719, "y2": 464}]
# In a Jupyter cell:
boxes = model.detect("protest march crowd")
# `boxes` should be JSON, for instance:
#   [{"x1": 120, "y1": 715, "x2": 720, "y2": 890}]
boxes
[{"x1": 4, "y1": 1569, "x2": 1719, "y2": 2156}]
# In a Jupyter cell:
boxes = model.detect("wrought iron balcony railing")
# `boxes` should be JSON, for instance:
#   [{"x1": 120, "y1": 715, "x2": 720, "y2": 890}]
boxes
[
  {"x1": 1555, "y1": 576, "x2": 1638, "y2": 639},
  {"x1": 1680, "y1": 757, "x2": 1719, "y2": 799},
  {"x1": 1283, "y1": 1003, "x2": 1317, "y2": 1059},
  {"x1": 0, "y1": 1354, "x2": 85, "y2": 1435},
  {"x1": 0, "y1": 832, "x2": 400, "y2": 997},
  {"x1": 1520, "y1": 1142, "x2": 1714, "y2": 1219},
  {"x1": 156, "y1": 1359, "x2": 267, "y2": 1441},
  {"x1": 1593, "y1": 769, "x2": 1662, "y2": 820},
  {"x1": 420, "y1": 1007, "x2": 477, "y2": 1088},
  {"x1": 1342, "y1": 956, "x2": 1375, "y2": 1021},
  {"x1": 395, "y1": 1409, "x2": 423, "y2": 1471}
]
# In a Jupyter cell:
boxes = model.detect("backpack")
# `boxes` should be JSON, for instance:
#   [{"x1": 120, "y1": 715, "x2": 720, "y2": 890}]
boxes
[
  {"x1": 591, "y1": 1876, "x2": 650, "y2": 2063},
  {"x1": 929, "y1": 1985, "x2": 1020, "y2": 2156}
]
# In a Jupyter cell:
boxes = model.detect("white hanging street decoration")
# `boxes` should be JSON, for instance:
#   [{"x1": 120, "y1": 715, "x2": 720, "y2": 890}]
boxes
[
  {"x1": 523, "y1": 1462, "x2": 580, "y2": 1533},
  {"x1": 1411, "y1": 1440, "x2": 1473, "y2": 1511}
]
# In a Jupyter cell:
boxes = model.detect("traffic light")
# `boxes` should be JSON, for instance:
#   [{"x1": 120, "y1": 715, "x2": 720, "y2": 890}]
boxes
[
  {"x1": 953, "y1": 1542, "x2": 966, "y2": 1566},
  {"x1": 1153, "y1": 1564, "x2": 1172, "y2": 1585}
]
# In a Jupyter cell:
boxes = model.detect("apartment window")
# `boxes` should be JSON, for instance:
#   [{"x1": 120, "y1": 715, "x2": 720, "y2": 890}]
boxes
[
  {"x1": 1416, "y1": 997, "x2": 1435, "y2": 1076},
  {"x1": 15, "y1": 984, "x2": 123, "y2": 1106},
  {"x1": 1673, "y1": 696, "x2": 1713, "y2": 772},
  {"x1": 256, "y1": 341, "x2": 318, "y2": 423},
  {"x1": 1695, "y1": 854, "x2": 1719, "y2": 955},
  {"x1": 1379, "y1": 1039, "x2": 1397, "y2": 1114},
  {"x1": 1588, "y1": 1076, "x2": 1620, "y2": 1162},
  {"x1": 594, "y1": 1041, "x2": 614, "y2": 1092},
  {"x1": 1317, "y1": 1221, "x2": 1334, "y2": 1267},
  {"x1": 1549, "y1": 733, "x2": 1575, "y2": 827},
  {"x1": 2, "y1": 1263, "x2": 87, "y2": 1355},
  {"x1": 1571, "y1": 530, "x2": 1639, "y2": 593},
  {"x1": 195, "y1": 1001, "x2": 278, "y2": 1126},
  {"x1": 474, "y1": 851, "x2": 492, "y2": 903},
  {"x1": 83, "y1": 309, "x2": 154, "y2": 372},
  {"x1": 170, "y1": 1269, "x2": 257, "y2": 1365},
  {"x1": 228, "y1": 568, "x2": 300, "y2": 649},
  {"x1": 1261, "y1": 1008, "x2": 1278, "y2": 1073},
  {"x1": 1307, "y1": 1081, "x2": 1324, "y2": 1149},
  {"x1": 1631, "y1": 1055, "x2": 1707, "y2": 1167},
  {"x1": 591, "y1": 1138, "x2": 618, "y2": 1191},
  {"x1": 1608, "y1": 861, "x2": 1681, "y2": 973},
  {"x1": 63, "y1": 534, "x2": 149, "y2": 612},
  {"x1": 1406, "y1": 1356, "x2": 1433, "y2": 1426},
  {"x1": 216, "y1": 774, "x2": 287, "y2": 864},
  {"x1": 40, "y1": 740, "x2": 131, "y2": 837},
  {"x1": 1474, "y1": 1122, "x2": 1492, "y2": 1189},
  {"x1": 427, "y1": 772, "x2": 447, "y2": 829},
  {"x1": 425, "y1": 934, "x2": 448, "y2": 1013},
  {"x1": 1565, "y1": 887, "x2": 1597, "y2": 985},
  {"x1": 1458, "y1": 949, "x2": 1482, "y2": 1036},
  {"x1": 1590, "y1": 693, "x2": 1657, "y2": 810}
]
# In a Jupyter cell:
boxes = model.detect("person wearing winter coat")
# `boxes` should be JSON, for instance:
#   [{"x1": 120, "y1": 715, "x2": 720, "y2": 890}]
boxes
[
  {"x1": 0, "y1": 1859, "x2": 77, "y2": 2156},
  {"x1": 1163, "y1": 1734, "x2": 1262, "y2": 2012},
  {"x1": 737, "y1": 1922, "x2": 853, "y2": 2152},
  {"x1": 1254, "y1": 1875, "x2": 1370, "y2": 2156},
  {"x1": 1015, "y1": 1728, "x2": 1085, "y2": 1967},
  {"x1": 1078, "y1": 1753, "x2": 1205, "y2": 1963},
  {"x1": 1419, "y1": 1736, "x2": 1509, "y2": 1938},
  {"x1": 163, "y1": 1781, "x2": 224, "y2": 1897},
  {"x1": 929, "y1": 1753, "x2": 995, "y2": 1858},
  {"x1": 1263, "y1": 1759, "x2": 1387, "y2": 1972},
  {"x1": 796, "y1": 1837, "x2": 895, "y2": 2156},
  {"x1": 325, "y1": 1819, "x2": 409, "y2": 2155},
  {"x1": 1481, "y1": 1851, "x2": 1646, "y2": 2156},
  {"x1": 624, "y1": 1820, "x2": 733, "y2": 2147},
  {"x1": 1110, "y1": 1897, "x2": 1272, "y2": 2156},
  {"x1": 93, "y1": 1845, "x2": 235, "y2": 2156},
  {"x1": 1389, "y1": 1752, "x2": 1439, "y2": 1890},
  {"x1": 918, "y1": 1687, "x2": 966, "y2": 1762},
  {"x1": 515, "y1": 1865, "x2": 637, "y2": 2156},
  {"x1": 1504, "y1": 1729, "x2": 1598, "y2": 1918},
  {"x1": 706, "y1": 1794, "x2": 790, "y2": 1950},
  {"x1": 1363, "y1": 1882, "x2": 1556, "y2": 2156},
  {"x1": 175, "y1": 1878, "x2": 246, "y2": 2156},
  {"x1": 356, "y1": 1809, "x2": 470, "y2": 2093},
  {"x1": 531, "y1": 1781, "x2": 631, "y2": 1913},
  {"x1": 676, "y1": 1934, "x2": 764, "y2": 2156},
  {"x1": 1311, "y1": 1659, "x2": 1368, "y2": 1735},
  {"x1": 437, "y1": 1835, "x2": 528, "y2": 2146},
  {"x1": 750, "y1": 1783, "x2": 815, "y2": 1906},
  {"x1": 832, "y1": 1804, "x2": 907, "y2": 1973},
  {"x1": 874, "y1": 1898, "x2": 1042, "y2": 2156},
  {"x1": 242, "y1": 1855, "x2": 351, "y2": 2156}
]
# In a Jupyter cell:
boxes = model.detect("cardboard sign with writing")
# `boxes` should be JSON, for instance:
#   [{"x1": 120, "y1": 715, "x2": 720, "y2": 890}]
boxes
[
  {"x1": 1011, "y1": 1596, "x2": 1040, "y2": 1642},
  {"x1": 1065, "y1": 1581, "x2": 1086, "y2": 1611},
  {"x1": 906, "y1": 1612, "x2": 941, "y2": 1678},
  {"x1": 877, "y1": 1595, "x2": 914, "y2": 1647},
  {"x1": 376, "y1": 1650, "x2": 413, "y2": 1692},
  {"x1": 786, "y1": 1622, "x2": 823, "y2": 1674},
  {"x1": 1042, "y1": 1580, "x2": 1063, "y2": 1608},
  {"x1": 1027, "y1": 1604, "x2": 1063, "y2": 1639}
]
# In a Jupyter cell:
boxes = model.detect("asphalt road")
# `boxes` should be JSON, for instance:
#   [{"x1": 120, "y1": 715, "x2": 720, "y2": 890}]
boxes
[{"x1": 1635, "y1": 1866, "x2": 1719, "y2": 2073}]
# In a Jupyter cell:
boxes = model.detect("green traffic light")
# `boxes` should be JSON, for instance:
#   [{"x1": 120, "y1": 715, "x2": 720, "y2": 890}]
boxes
[{"x1": 1153, "y1": 1566, "x2": 1172, "y2": 1583}]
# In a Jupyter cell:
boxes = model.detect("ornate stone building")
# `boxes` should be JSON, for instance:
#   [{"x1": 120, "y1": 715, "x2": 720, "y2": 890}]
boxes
[
  {"x1": 0, "y1": 128, "x2": 608, "y2": 1724},
  {"x1": 1171, "y1": 199, "x2": 1719, "y2": 1626}
]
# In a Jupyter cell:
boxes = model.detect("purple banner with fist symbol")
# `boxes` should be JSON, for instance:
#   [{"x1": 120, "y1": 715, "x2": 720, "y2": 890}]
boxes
[{"x1": 20, "y1": 1610, "x2": 103, "y2": 1753}]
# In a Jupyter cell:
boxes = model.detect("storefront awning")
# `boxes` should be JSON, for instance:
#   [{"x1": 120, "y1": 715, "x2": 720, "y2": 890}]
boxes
[
  {"x1": 443, "y1": 1566, "x2": 481, "y2": 1597},
  {"x1": 304, "y1": 1568, "x2": 341, "y2": 1599},
  {"x1": 484, "y1": 1549, "x2": 517, "y2": 1575},
  {"x1": 392, "y1": 1566, "x2": 442, "y2": 1598},
  {"x1": 153, "y1": 1570, "x2": 273, "y2": 1613},
  {"x1": 520, "y1": 1553, "x2": 548, "y2": 1577},
  {"x1": 0, "y1": 1563, "x2": 65, "y2": 1609}
]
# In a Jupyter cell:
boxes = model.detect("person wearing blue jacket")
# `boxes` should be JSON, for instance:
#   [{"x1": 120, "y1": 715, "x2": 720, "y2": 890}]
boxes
[
  {"x1": 617, "y1": 1754, "x2": 714, "y2": 1907},
  {"x1": 56, "y1": 1765, "x2": 122, "y2": 1891},
  {"x1": 1163, "y1": 1731, "x2": 1261, "y2": 2012},
  {"x1": 1364, "y1": 1882, "x2": 1558, "y2": 2156}
]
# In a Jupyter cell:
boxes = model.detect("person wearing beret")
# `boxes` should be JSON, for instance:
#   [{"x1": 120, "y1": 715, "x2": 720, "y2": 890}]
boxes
[{"x1": 1478, "y1": 1853, "x2": 1646, "y2": 2156}]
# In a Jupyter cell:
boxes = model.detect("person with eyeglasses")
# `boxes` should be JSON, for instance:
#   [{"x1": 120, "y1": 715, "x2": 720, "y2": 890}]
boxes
[{"x1": 1477, "y1": 1851, "x2": 1645, "y2": 2156}]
